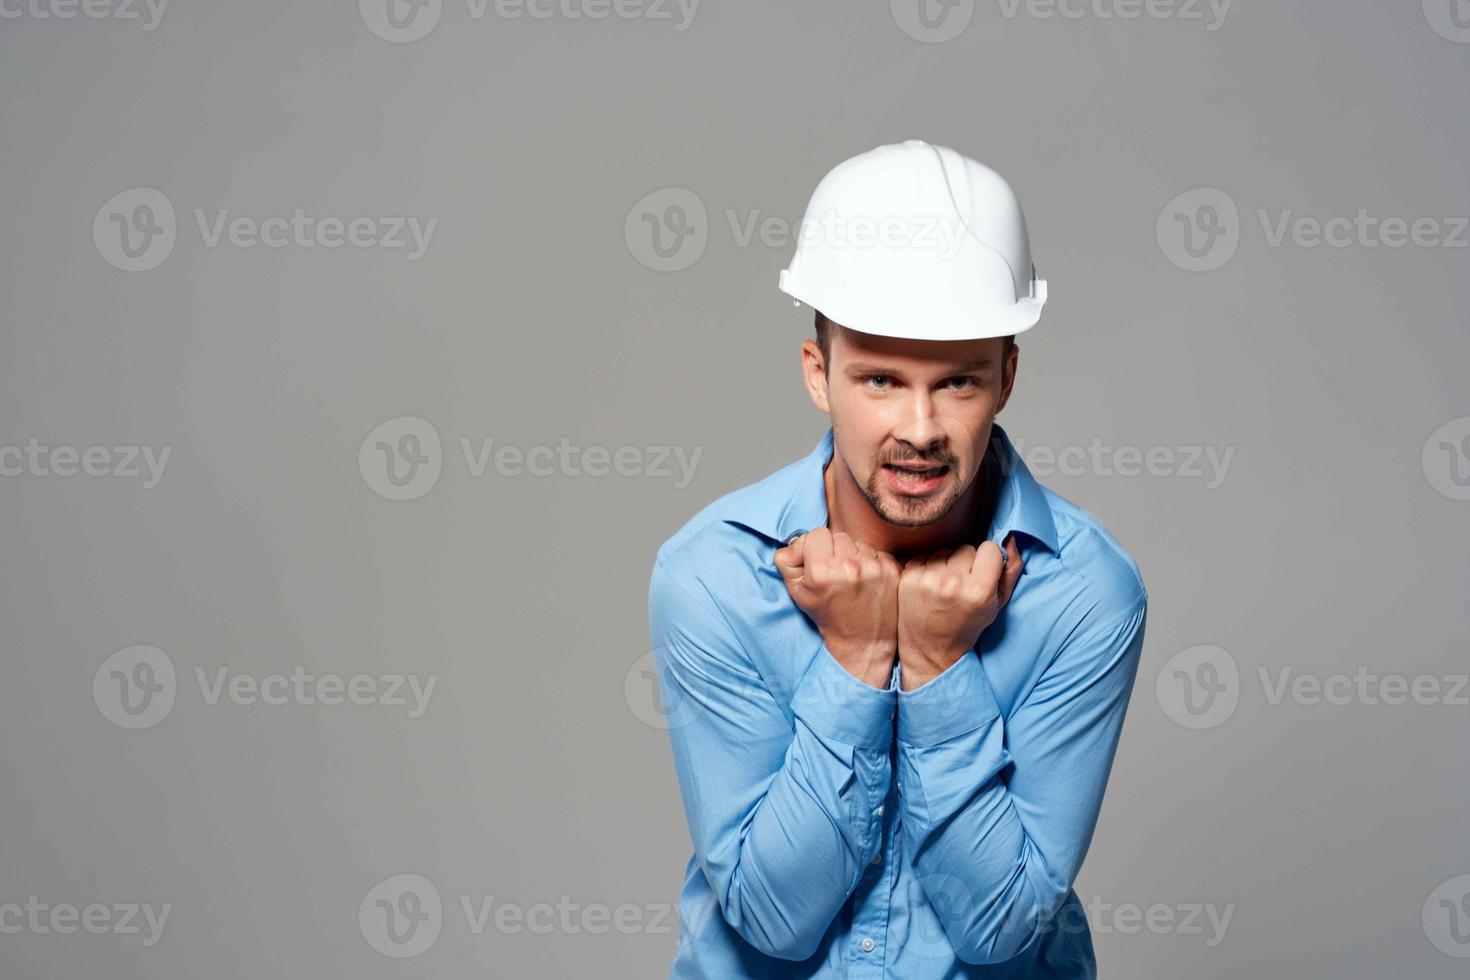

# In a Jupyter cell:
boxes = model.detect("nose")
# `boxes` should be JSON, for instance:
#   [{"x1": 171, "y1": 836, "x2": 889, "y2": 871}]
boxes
[{"x1": 893, "y1": 390, "x2": 946, "y2": 456}]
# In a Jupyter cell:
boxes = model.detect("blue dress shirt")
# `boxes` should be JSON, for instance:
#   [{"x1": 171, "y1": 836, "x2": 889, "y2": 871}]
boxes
[{"x1": 648, "y1": 423, "x2": 1147, "y2": 978}]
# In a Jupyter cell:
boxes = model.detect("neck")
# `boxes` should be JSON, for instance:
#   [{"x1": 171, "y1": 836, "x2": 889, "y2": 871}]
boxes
[{"x1": 822, "y1": 443, "x2": 1000, "y2": 564}]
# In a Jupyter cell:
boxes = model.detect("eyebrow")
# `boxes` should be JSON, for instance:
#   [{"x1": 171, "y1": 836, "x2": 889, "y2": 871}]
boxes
[{"x1": 845, "y1": 359, "x2": 994, "y2": 375}]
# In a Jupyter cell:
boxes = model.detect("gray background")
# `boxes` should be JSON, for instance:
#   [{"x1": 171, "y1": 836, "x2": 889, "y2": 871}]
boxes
[{"x1": 2, "y1": 0, "x2": 1468, "y2": 976}]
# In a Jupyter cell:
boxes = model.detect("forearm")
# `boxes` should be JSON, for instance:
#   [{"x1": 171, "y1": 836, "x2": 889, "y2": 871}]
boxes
[
  {"x1": 706, "y1": 707, "x2": 892, "y2": 959},
  {"x1": 654, "y1": 575, "x2": 899, "y2": 961},
  {"x1": 895, "y1": 601, "x2": 1147, "y2": 965},
  {"x1": 896, "y1": 652, "x2": 1061, "y2": 964}
]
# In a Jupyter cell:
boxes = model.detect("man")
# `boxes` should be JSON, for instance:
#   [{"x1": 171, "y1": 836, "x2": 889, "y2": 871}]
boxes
[{"x1": 647, "y1": 140, "x2": 1147, "y2": 978}]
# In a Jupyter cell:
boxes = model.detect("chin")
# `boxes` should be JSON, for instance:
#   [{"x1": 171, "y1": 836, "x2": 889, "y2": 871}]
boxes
[{"x1": 875, "y1": 493, "x2": 948, "y2": 526}]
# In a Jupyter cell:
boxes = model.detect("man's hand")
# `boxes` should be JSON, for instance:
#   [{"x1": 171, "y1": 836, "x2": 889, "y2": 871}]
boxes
[
  {"x1": 897, "y1": 535, "x2": 1023, "y2": 691},
  {"x1": 775, "y1": 528, "x2": 900, "y2": 689}
]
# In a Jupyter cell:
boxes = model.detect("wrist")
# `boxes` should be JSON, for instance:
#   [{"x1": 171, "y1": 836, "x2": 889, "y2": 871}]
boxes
[
  {"x1": 825, "y1": 636, "x2": 897, "y2": 688},
  {"x1": 898, "y1": 646, "x2": 965, "y2": 691}
]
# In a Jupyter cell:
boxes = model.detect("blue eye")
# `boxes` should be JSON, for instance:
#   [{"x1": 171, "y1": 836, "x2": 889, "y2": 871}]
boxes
[
  {"x1": 946, "y1": 377, "x2": 979, "y2": 390},
  {"x1": 865, "y1": 375, "x2": 892, "y2": 390}
]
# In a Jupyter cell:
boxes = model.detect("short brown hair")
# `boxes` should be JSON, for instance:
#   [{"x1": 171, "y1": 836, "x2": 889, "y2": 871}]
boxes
[{"x1": 814, "y1": 310, "x2": 1013, "y2": 376}]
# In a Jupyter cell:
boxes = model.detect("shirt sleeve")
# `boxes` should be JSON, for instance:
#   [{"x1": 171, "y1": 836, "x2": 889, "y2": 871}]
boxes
[
  {"x1": 894, "y1": 592, "x2": 1148, "y2": 966},
  {"x1": 648, "y1": 555, "x2": 897, "y2": 961}
]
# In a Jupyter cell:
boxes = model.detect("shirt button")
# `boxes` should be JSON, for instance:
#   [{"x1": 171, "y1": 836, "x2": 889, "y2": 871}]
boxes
[
  {"x1": 860, "y1": 937, "x2": 876, "y2": 952},
  {"x1": 876, "y1": 805, "x2": 884, "y2": 816},
  {"x1": 870, "y1": 850, "x2": 882, "y2": 865}
]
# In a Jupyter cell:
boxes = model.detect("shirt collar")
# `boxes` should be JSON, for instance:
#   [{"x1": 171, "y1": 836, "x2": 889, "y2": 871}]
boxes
[{"x1": 744, "y1": 422, "x2": 1059, "y2": 553}]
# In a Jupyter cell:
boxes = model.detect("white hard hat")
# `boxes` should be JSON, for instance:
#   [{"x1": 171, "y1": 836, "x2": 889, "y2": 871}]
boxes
[{"x1": 779, "y1": 139, "x2": 1047, "y2": 342}]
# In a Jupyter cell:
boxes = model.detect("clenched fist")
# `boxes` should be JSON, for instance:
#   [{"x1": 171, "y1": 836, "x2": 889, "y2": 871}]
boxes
[
  {"x1": 775, "y1": 528, "x2": 900, "y2": 689},
  {"x1": 897, "y1": 535, "x2": 1023, "y2": 691}
]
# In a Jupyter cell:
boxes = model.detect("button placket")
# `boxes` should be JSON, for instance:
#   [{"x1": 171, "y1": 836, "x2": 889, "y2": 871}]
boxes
[{"x1": 851, "y1": 793, "x2": 895, "y2": 971}]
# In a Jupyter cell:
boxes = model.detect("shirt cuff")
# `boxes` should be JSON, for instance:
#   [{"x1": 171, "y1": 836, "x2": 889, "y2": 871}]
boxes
[
  {"x1": 897, "y1": 650, "x2": 1002, "y2": 747},
  {"x1": 790, "y1": 644, "x2": 897, "y2": 749}
]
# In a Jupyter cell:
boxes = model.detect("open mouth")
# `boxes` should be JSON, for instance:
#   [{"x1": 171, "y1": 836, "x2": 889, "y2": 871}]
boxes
[
  {"x1": 884, "y1": 463, "x2": 948, "y2": 481},
  {"x1": 881, "y1": 461, "x2": 950, "y2": 495}
]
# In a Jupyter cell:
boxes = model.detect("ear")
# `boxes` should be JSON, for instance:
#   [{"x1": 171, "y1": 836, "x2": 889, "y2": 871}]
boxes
[
  {"x1": 995, "y1": 341, "x2": 1019, "y2": 414},
  {"x1": 800, "y1": 339, "x2": 832, "y2": 414}
]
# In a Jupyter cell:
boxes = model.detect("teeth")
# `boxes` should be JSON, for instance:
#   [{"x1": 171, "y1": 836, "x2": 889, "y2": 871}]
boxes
[{"x1": 892, "y1": 466, "x2": 941, "y2": 482}]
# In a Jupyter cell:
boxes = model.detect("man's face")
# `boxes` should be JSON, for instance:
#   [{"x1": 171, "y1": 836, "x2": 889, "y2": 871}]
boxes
[{"x1": 803, "y1": 323, "x2": 1017, "y2": 528}]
